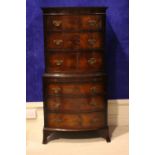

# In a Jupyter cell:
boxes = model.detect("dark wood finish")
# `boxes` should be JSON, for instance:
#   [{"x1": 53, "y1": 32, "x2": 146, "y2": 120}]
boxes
[
  {"x1": 42, "y1": 7, "x2": 110, "y2": 144},
  {"x1": 44, "y1": 15, "x2": 104, "y2": 31},
  {"x1": 45, "y1": 96, "x2": 105, "y2": 112},
  {"x1": 98, "y1": 127, "x2": 111, "y2": 142},
  {"x1": 45, "y1": 51, "x2": 104, "y2": 73},
  {"x1": 80, "y1": 15, "x2": 103, "y2": 30},
  {"x1": 43, "y1": 72, "x2": 106, "y2": 79},
  {"x1": 42, "y1": 7, "x2": 107, "y2": 15},
  {"x1": 46, "y1": 112, "x2": 105, "y2": 129},
  {"x1": 45, "y1": 80, "x2": 106, "y2": 96},
  {"x1": 42, "y1": 130, "x2": 51, "y2": 144},
  {"x1": 42, "y1": 130, "x2": 58, "y2": 144},
  {"x1": 45, "y1": 32, "x2": 104, "y2": 50}
]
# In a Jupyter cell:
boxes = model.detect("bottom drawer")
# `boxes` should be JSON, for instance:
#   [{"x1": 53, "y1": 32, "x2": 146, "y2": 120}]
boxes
[
  {"x1": 46, "y1": 112, "x2": 105, "y2": 130},
  {"x1": 46, "y1": 96, "x2": 105, "y2": 112}
]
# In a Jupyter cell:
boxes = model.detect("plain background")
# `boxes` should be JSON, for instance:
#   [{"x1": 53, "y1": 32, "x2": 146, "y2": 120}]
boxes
[
  {"x1": 0, "y1": 0, "x2": 155, "y2": 155},
  {"x1": 26, "y1": 0, "x2": 129, "y2": 102}
]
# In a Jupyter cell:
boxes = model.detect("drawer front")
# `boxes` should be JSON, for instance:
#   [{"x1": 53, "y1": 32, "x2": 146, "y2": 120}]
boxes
[
  {"x1": 45, "y1": 96, "x2": 105, "y2": 112},
  {"x1": 80, "y1": 15, "x2": 103, "y2": 30},
  {"x1": 45, "y1": 32, "x2": 103, "y2": 50},
  {"x1": 44, "y1": 15, "x2": 103, "y2": 31},
  {"x1": 46, "y1": 112, "x2": 105, "y2": 129},
  {"x1": 46, "y1": 33, "x2": 79, "y2": 49},
  {"x1": 44, "y1": 15, "x2": 79, "y2": 31},
  {"x1": 78, "y1": 52, "x2": 104, "y2": 71},
  {"x1": 80, "y1": 33, "x2": 103, "y2": 49},
  {"x1": 45, "y1": 81, "x2": 105, "y2": 96},
  {"x1": 45, "y1": 53, "x2": 77, "y2": 72},
  {"x1": 45, "y1": 51, "x2": 104, "y2": 73}
]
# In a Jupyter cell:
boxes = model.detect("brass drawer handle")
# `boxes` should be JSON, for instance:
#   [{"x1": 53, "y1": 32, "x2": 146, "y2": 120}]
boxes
[
  {"x1": 88, "y1": 20, "x2": 97, "y2": 26},
  {"x1": 52, "y1": 118, "x2": 63, "y2": 123},
  {"x1": 55, "y1": 60, "x2": 63, "y2": 66},
  {"x1": 53, "y1": 39, "x2": 63, "y2": 46},
  {"x1": 91, "y1": 118, "x2": 99, "y2": 123},
  {"x1": 89, "y1": 102, "x2": 97, "y2": 106},
  {"x1": 53, "y1": 20, "x2": 62, "y2": 27},
  {"x1": 88, "y1": 58, "x2": 96, "y2": 65},
  {"x1": 90, "y1": 87, "x2": 97, "y2": 94},
  {"x1": 51, "y1": 87, "x2": 61, "y2": 93},
  {"x1": 55, "y1": 103, "x2": 61, "y2": 108},
  {"x1": 88, "y1": 39, "x2": 96, "y2": 45}
]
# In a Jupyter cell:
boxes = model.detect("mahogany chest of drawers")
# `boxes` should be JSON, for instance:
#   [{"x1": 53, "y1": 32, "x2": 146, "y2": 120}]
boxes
[{"x1": 42, "y1": 7, "x2": 110, "y2": 144}]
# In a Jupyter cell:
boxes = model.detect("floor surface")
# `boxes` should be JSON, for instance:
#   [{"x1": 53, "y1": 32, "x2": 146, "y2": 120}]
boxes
[{"x1": 26, "y1": 109, "x2": 128, "y2": 155}]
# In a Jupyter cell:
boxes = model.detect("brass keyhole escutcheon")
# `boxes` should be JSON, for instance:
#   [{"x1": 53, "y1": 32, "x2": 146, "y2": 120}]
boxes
[
  {"x1": 52, "y1": 20, "x2": 62, "y2": 27},
  {"x1": 88, "y1": 58, "x2": 96, "y2": 65}
]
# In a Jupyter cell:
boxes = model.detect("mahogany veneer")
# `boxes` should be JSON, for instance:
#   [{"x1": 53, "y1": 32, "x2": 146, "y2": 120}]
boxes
[{"x1": 42, "y1": 7, "x2": 110, "y2": 144}]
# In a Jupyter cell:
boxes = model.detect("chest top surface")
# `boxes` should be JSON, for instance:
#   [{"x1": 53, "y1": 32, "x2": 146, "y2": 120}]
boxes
[{"x1": 42, "y1": 7, "x2": 107, "y2": 15}]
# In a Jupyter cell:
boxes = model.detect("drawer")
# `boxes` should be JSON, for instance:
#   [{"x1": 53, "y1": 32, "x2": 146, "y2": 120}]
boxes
[
  {"x1": 45, "y1": 51, "x2": 104, "y2": 73},
  {"x1": 79, "y1": 33, "x2": 103, "y2": 49},
  {"x1": 45, "y1": 81, "x2": 105, "y2": 96},
  {"x1": 46, "y1": 112, "x2": 105, "y2": 129},
  {"x1": 45, "y1": 52, "x2": 77, "y2": 72},
  {"x1": 45, "y1": 32, "x2": 103, "y2": 49},
  {"x1": 78, "y1": 52, "x2": 104, "y2": 71},
  {"x1": 44, "y1": 15, "x2": 104, "y2": 31},
  {"x1": 45, "y1": 96, "x2": 105, "y2": 112},
  {"x1": 44, "y1": 15, "x2": 79, "y2": 31},
  {"x1": 80, "y1": 15, "x2": 103, "y2": 30}
]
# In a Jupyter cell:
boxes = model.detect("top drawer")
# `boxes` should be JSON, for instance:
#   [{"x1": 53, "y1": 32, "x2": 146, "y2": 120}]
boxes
[{"x1": 44, "y1": 15, "x2": 105, "y2": 31}]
